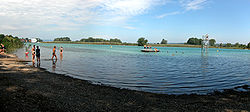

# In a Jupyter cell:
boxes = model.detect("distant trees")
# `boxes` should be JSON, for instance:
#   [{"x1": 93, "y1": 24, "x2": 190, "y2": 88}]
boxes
[
  {"x1": 209, "y1": 39, "x2": 216, "y2": 46},
  {"x1": 54, "y1": 37, "x2": 71, "y2": 41},
  {"x1": 160, "y1": 39, "x2": 167, "y2": 44},
  {"x1": 187, "y1": 37, "x2": 202, "y2": 45},
  {"x1": 80, "y1": 37, "x2": 122, "y2": 43},
  {"x1": 225, "y1": 43, "x2": 232, "y2": 47},
  {"x1": 36, "y1": 38, "x2": 43, "y2": 42},
  {"x1": 137, "y1": 37, "x2": 148, "y2": 46},
  {"x1": 247, "y1": 42, "x2": 250, "y2": 49}
]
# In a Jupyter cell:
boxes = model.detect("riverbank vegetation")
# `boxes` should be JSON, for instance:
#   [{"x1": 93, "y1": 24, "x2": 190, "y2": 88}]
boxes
[
  {"x1": 0, "y1": 34, "x2": 24, "y2": 52},
  {"x1": 54, "y1": 37, "x2": 71, "y2": 41},
  {"x1": 79, "y1": 37, "x2": 122, "y2": 43},
  {"x1": 46, "y1": 36, "x2": 250, "y2": 50}
]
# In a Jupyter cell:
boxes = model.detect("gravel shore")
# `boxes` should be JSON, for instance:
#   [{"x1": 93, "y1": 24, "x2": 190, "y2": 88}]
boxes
[{"x1": 0, "y1": 54, "x2": 249, "y2": 112}]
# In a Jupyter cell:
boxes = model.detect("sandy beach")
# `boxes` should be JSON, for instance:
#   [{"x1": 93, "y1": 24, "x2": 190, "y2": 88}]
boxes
[{"x1": 0, "y1": 53, "x2": 249, "y2": 112}]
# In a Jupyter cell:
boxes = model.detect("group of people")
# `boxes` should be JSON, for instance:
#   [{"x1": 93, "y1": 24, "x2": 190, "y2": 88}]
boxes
[
  {"x1": 143, "y1": 45, "x2": 159, "y2": 52},
  {"x1": 30, "y1": 45, "x2": 63, "y2": 63},
  {"x1": 0, "y1": 43, "x2": 6, "y2": 54},
  {"x1": 144, "y1": 45, "x2": 152, "y2": 49}
]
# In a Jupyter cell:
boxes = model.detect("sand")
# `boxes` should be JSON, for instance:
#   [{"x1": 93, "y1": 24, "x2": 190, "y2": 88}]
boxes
[{"x1": 0, "y1": 54, "x2": 249, "y2": 112}]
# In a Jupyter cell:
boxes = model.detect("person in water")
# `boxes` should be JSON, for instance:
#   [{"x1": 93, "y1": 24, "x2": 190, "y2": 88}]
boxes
[
  {"x1": 51, "y1": 46, "x2": 57, "y2": 60},
  {"x1": 32, "y1": 45, "x2": 36, "y2": 62},
  {"x1": 1, "y1": 43, "x2": 6, "y2": 53},
  {"x1": 60, "y1": 47, "x2": 63, "y2": 60},
  {"x1": 60, "y1": 47, "x2": 63, "y2": 55},
  {"x1": 36, "y1": 46, "x2": 40, "y2": 63}
]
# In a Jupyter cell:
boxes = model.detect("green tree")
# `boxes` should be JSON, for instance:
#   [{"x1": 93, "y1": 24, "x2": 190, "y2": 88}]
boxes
[
  {"x1": 137, "y1": 37, "x2": 148, "y2": 46},
  {"x1": 219, "y1": 43, "x2": 223, "y2": 48},
  {"x1": 233, "y1": 42, "x2": 240, "y2": 47},
  {"x1": 54, "y1": 37, "x2": 71, "y2": 41},
  {"x1": 187, "y1": 37, "x2": 202, "y2": 45},
  {"x1": 160, "y1": 39, "x2": 167, "y2": 44},
  {"x1": 225, "y1": 43, "x2": 232, "y2": 47},
  {"x1": 247, "y1": 42, "x2": 250, "y2": 49},
  {"x1": 209, "y1": 39, "x2": 216, "y2": 46}
]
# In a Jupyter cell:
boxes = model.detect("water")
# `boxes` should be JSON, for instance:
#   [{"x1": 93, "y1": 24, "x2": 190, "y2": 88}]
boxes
[{"x1": 15, "y1": 43, "x2": 250, "y2": 94}]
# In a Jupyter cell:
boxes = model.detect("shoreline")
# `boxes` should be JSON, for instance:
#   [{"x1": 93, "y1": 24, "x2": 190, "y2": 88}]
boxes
[{"x1": 0, "y1": 53, "x2": 249, "y2": 111}]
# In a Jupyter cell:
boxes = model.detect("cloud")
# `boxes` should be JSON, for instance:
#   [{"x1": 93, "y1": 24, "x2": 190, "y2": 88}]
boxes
[
  {"x1": 157, "y1": 0, "x2": 208, "y2": 19},
  {"x1": 0, "y1": 0, "x2": 167, "y2": 31},
  {"x1": 156, "y1": 11, "x2": 180, "y2": 18},
  {"x1": 123, "y1": 26, "x2": 136, "y2": 30},
  {"x1": 180, "y1": 0, "x2": 208, "y2": 11}
]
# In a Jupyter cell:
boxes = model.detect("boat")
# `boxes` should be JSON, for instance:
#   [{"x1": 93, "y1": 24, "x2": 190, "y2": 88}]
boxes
[{"x1": 141, "y1": 49, "x2": 160, "y2": 52}]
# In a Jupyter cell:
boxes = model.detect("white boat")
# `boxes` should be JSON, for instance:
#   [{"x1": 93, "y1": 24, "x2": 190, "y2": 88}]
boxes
[{"x1": 141, "y1": 49, "x2": 160, "y2": 52}]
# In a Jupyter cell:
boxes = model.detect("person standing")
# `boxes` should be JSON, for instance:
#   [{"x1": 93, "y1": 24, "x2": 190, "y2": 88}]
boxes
[
  {"x1": 36, "y1": 46, "x2": 40, "y2": 63},
  {"x1": 32, "y1": 45, "x2": 36, "y2": 62},
  {"x1": 60, "y1": 47, "x2": 63, "y2": 60},
  {"x1": 51, "y1": 46, "x2": 57, "y2": 60},
  {"x1": 1, "y1": 43, "x2": 5, "y2": 53},
  {"x1": 60, "y1": 47, "x2": 63, "y2": 55}
]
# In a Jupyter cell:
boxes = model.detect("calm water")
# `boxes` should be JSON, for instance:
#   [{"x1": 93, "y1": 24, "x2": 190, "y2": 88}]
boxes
[{"x1": 15, "y1": 43, "x2": 250, "y2": 94}]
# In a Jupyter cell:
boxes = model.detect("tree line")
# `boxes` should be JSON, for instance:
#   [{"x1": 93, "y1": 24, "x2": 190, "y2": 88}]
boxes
[
  {"x1": 80, "y1": 37, "x2": 122, "y2": 43},
  {"x1": 0, "y1": 34, "x2": 24, "y2": 52},
  {"x1": 54, "y1": 37, "x2": 71, "y2": 41},
  {"x1": 186, "y1": 37, "x2": 250, "y2": 49}
]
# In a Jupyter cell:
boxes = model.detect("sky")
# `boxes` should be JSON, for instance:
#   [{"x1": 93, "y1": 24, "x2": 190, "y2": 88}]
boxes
[{"x1": 0, "y1": 0, "x2": 249, "y2": 44}]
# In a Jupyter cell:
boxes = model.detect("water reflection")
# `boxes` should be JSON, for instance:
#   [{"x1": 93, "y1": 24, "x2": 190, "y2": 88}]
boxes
[
  {"x1": 52, "y1": 59, "x2": 57, "y2": 71},
  {"x1": 201, "y1": 51, "x2": 209, "y2": 75}
]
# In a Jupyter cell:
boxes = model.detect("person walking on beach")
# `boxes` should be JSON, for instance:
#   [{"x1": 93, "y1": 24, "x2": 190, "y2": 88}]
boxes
[
  {"x1": 144, "y1": 45, "x2": 146, "y2": 49},
  {"x1": 36, "y1": 46, "x2": 40, "y2": 63},
  {"x1": 32, "y1": 45, "x2": 36, "y2": 62},
  {"x1": 51, "y1": 46, "x2": 57, "y2": 60}
]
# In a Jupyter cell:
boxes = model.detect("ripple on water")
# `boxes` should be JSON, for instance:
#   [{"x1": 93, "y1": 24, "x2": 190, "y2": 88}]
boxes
[{"x1": 15, "y1": 44, "x2": 250, "y2": 94}]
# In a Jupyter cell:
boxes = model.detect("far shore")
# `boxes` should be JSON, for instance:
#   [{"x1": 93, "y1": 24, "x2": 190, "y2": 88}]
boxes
[
  {"x1": 0, "y1": 53, "x2": 249, "y2": 111},
  {"x1": 41, "y1": 41, "x2": 249, "y2": 50}
]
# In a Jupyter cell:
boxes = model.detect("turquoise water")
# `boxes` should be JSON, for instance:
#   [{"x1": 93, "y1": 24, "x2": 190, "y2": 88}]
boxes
[{"x1": 15, "y1": 43, "x2": 250, "y2": 94}]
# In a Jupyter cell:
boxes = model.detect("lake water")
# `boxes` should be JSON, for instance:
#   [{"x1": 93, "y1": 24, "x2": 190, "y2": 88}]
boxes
[{"x1": 15, "y1": 43, "x2": 250, "y2": 94}]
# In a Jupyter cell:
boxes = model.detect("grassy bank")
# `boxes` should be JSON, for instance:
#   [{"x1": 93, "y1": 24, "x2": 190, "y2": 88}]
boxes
[{"x1": 0, "y1": 34, "x2": 24, "y2": 53}]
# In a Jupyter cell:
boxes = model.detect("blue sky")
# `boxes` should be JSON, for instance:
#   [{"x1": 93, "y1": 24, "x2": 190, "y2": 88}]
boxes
[{"x1": 0, "y1": 0, "x2": 249, "y2": 44}]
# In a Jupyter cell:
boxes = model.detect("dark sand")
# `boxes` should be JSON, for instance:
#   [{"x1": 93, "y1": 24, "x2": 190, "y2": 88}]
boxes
[{"x1": 0, "y1": 54, "x2": 249, "y2": 112}]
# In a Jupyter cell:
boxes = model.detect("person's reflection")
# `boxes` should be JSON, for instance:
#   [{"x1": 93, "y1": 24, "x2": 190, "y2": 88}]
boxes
[
  {"x1": 52, "y1": 59, "x2": 57, "y2": 71},
  {"x1": 32, "y1": 61, "x2": 35, "y2": 67},
  {"x1": 201, "y1": 51, "x2": 209, "y2": 74},
  {"x1": 37, "y1": 62, "x2": 40, "y2": 68},
  {"x1": 60, "y1": 53, "x2": 63, "y2": 61}
]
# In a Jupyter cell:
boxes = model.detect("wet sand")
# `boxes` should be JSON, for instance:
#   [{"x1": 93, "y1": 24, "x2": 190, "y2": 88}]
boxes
[{"x1": 0, "y1": 54, "x2": 249, "y2": 112}]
